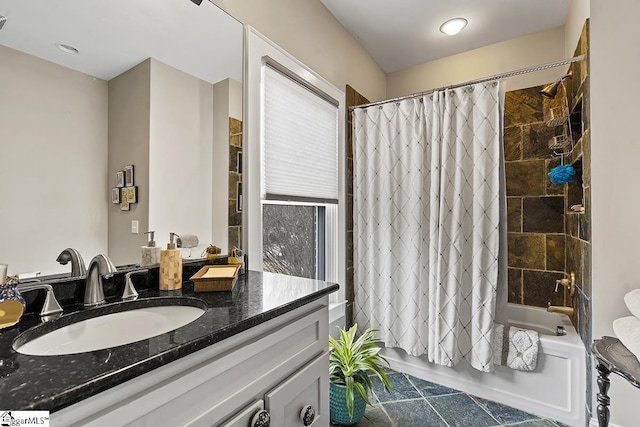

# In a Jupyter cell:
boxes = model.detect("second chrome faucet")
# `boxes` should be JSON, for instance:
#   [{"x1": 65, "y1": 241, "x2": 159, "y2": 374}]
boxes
[{"x1": 84, "y1": 254, "x2": 117, "y2": 307}]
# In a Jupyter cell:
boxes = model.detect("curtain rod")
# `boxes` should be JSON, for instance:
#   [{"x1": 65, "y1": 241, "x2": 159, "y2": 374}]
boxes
[{"x1": 349, "y1": 55, "x2": 586, "y2": 111}]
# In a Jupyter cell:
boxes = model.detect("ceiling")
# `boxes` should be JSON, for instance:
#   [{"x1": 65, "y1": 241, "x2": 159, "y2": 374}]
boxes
[
  {"x1": 320, "y1": 0, "x2": 571, "y2": 74},
  {"x1": 0, "y1": 0, "x2": 242, "y2": 84}
]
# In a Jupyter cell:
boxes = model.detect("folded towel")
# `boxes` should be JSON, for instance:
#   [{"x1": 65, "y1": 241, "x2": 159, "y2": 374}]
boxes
[
  {"x1": 613, "y1": 316, "x2": 640, "y2": 362},
  {"x1": 624, "y1": 289, "x2": 640, "y2": 319},
  {"x1": 176, "y1": 234, "x2": 199, "y2": 249},
  {"x1": 493, "y1": 323, "x2": 539, "y2": 371}
]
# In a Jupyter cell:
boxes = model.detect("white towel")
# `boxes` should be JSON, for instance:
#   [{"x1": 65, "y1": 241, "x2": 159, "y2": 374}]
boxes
[
  {"x1": 624, "y1": 289, "x2": 640, "y2": 319},
  {"x1": 176, "y1": 234, "x2": 199, "y2": 249},
  {"x1": 613, "y1": 316, "x2": 640, "y2": 362},
  {"x1": 493, "y1": 323, "x2": 539, "y2": 371}
]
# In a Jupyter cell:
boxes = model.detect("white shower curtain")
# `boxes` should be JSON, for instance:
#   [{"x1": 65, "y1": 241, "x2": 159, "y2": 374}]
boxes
[{"x1": 353, "y1": 81, "x2": 503, "y2": 372}]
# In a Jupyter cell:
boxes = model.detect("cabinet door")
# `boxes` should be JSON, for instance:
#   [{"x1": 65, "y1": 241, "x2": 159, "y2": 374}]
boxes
[
  {"x1": 220, "y1": 400, "x2": 265, "y2": 427},
  {"x1": 265, "y1": 352, "x2": 329, "y2": 427}
]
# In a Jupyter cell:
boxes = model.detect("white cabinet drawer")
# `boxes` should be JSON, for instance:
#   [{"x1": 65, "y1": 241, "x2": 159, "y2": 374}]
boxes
[
  {"x1": 265, "y1": 352, "x2": 328, "y2": 427},
  {"x1": 220, "y1": 400, "x2": 265, "y2": 427}
]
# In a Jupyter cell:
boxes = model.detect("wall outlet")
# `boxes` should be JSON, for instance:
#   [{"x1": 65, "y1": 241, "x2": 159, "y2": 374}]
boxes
[{"x1": 131, "y1": 220, "x2": 139, "y2": 234}]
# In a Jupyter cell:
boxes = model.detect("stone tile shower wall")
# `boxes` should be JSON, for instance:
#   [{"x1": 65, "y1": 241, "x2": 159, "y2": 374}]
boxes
[
  {"x1": 565, "y1": 21, "x2": 591, "y2": 354},
  {"x1": 566, "y1": 22, "x2": 592, "y2": 421},
  {"x1": 504, "y1": 86, "x2": 567, "y2": 308},
  {"x1": 504, "y1": 22, "x2": 591, "y2": 349},
  {"x1": 345, "y1": 84, "x2": 370, "y2": 327},
  {"x1": 505, "y1": 21, "x2": 591, "y2": 421},
  {"x1": 228, "y1": 117, "x2": 243, "y2": 250}
]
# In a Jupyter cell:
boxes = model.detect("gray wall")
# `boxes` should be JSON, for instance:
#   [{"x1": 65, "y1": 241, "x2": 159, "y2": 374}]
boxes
[{"x1": 108, "y1": 59, "x2": 151, "y2": 266}]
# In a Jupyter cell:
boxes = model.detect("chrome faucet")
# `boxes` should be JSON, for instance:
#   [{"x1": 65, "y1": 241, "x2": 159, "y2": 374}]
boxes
[
  {"x1": 84, "y1": 254, "x2": 117, "y2": 307},
  {"x1": 17, "y1": 282, "x2": 63, "y2": 317},
  {"x1": 56, "y1": 248, "x2": 86, "y2": 277}
]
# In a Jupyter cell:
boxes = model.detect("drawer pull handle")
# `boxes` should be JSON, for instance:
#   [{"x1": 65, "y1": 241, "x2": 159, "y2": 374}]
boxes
[
  {"x1": 300, "y1": 405, "x2": 316, "y2": 426},
  {"x1": 251, "y1": 409, "x2": 270, "y2": 427}
]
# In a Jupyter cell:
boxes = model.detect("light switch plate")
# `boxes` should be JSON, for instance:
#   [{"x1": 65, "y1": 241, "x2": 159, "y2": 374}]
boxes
[{"x1": 131, "y1": 220, "x2": 139, "y2": 234}]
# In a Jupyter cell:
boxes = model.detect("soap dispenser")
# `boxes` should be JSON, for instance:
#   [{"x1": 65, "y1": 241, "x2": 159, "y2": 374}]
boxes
[
  {"x1": 160, "y1": 232, "x2": 182, "y2": 290},
  {"x1": 141, "y1": 231, "x2": 161, "y2": 267}
]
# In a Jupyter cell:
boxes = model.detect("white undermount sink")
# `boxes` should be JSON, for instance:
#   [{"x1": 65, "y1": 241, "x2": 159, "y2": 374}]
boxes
[{"x1": 13, "y1": 302, "x2": 206, "y2": 356}]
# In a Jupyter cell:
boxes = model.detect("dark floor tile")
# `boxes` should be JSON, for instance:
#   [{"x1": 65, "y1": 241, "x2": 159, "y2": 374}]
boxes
[
  {"x1": 382, "y1": 399, "x2": 447, "y2": 427},
  {"x1": 404, "y1": 374, "x2": 461, "y2": 397},
  {"x1": 370, "y1": 372, "x2": 421, "y2": 403},
  {"x1": 333, "y1": 404, "x2": 392, "y2": 427},
  {"x1": 504, "y1": 420, "x2": 559, "y2": 427},
  {"x1": 470, "y1": 395, "x2": 539, "y2": 424},
  {"x1": 427, "y1": 393, "x2": 499, "y2": 427}
]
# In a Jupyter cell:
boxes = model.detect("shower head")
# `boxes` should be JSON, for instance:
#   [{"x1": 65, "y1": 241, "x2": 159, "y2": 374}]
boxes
[{"x1": 540, "y1": 71, "x2": 573, "y2": 99}]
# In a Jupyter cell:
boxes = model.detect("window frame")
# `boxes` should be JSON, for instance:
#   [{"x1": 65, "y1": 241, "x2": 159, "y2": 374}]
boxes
[{"x1": 244, "y1": 27, "x2": 345, "y2": 302}]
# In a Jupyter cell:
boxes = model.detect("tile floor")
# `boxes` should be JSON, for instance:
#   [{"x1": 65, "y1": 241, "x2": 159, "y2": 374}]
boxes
[{"x1": 332, "y1": 370, "x2": 571, "y2": 427}]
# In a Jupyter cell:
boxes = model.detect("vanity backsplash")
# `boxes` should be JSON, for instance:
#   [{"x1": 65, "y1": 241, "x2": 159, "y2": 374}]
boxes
[{"x1": 18, "y1": 257, "x2": 231, "y2": 317}]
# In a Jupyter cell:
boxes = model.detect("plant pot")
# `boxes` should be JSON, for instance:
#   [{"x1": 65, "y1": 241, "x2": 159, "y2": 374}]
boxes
[{"x1": 329, "y1": 381, "x2": 367, "y2": 425}]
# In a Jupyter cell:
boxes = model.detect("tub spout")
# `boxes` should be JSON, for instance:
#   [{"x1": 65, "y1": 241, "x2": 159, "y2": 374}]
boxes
[{"x1": 547, "y1": 303, "x2": 574, "y2": 317}]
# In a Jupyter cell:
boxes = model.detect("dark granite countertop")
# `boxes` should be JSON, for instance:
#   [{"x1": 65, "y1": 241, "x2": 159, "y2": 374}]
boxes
[{"x1": 0, "y1": 269, "x2": 338, "y2": 412}]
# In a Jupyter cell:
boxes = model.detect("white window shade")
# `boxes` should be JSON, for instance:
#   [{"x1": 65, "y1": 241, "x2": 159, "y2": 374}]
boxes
[{"x1": 262, "y1": 64, "x2": 339, "y2": 203}]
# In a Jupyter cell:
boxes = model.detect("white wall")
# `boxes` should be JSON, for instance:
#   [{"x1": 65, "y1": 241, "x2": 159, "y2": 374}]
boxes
[
  {"x1": 591, "y1": 1, "x2": 640, "y2": 426},
  {"x1": 210, "y1": 0, "x2": 386, "y2": 102},
  {"x1": 386, "y1": 27, "x2": 567, "y2": 98},
  {"x1": 148, "y1": 59, "x2": 214, "y2": 258},
  {"x1": 0, "y1": 45, "x2": 108, "y2": 276},
  {"x1": 565, "y1": 0, "x2": 590, "y2": 57},
  {"x1": 229, "y1": 78, "x2": 242, "y2": 121}
]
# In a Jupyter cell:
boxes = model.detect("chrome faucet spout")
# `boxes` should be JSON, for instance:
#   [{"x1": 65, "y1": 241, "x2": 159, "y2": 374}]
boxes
[
  {"x1": 85, "y1": 254, "x2": 117, "y2": 307},
  {"x1": 56, "y1": 248, "x2": 87, "y2": 277}
]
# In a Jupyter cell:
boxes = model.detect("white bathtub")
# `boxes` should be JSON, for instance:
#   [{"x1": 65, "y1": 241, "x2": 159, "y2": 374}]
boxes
[{"x1": 380, "y1": 303, "x2": 586, "y2": 427}]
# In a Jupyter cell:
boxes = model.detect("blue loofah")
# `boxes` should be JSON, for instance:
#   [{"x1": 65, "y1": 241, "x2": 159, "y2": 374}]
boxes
[{"x1": 548, "y1": 164, "x2": 576, "y2": 184}]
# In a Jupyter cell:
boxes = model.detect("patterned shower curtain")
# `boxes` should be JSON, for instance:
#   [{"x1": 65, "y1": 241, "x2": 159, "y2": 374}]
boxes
[{"x1": 353, "y1": 81, "x2": 503, "y2": 372}]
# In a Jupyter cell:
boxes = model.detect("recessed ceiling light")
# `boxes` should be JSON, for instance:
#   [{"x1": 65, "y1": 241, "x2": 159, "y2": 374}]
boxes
[
  {"x1": 55, "y1": 43, "x2": 79, "y2": 54},
  {"x1": 439, "y1": 18, "x2": 468, "y2": 36}
]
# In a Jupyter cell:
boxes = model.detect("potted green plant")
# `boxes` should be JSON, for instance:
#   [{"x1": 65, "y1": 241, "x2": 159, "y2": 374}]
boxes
[{"x1": 328, "y1": 324, "x2": 391, "y2": 425}]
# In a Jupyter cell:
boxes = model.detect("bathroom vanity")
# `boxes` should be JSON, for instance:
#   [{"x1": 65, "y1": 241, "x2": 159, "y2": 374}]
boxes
[{"x1": 0, "y1": 267, "x2": 338, "y2": 426}]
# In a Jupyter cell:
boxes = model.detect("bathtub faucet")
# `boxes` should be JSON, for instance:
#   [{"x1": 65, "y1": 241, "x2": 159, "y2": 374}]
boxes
[
  {"x1": 547, "y1": 272, "x2": 576, "y2": 317},
  {"x1": 554, "y1": 272, "x2": 576, "y2": 296},
  {"x1": 547, "y1": 303, "x2": 574, "y2": 317}
]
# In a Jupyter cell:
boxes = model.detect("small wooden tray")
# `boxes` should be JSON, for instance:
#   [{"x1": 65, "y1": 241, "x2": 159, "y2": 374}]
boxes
[{"x1": 190, "y1": 264, "x2": 240, "y2": 292}]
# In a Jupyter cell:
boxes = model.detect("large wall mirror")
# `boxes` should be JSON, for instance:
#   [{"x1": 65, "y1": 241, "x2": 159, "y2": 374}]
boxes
[{"x1": 0, "y1": 0, "x2": 243, "y2": 276}]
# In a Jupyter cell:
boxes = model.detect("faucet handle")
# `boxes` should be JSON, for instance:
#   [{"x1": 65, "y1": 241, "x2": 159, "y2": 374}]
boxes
[{"x1": 122, "y1": 270, "x2": 147, "y2": 301}]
